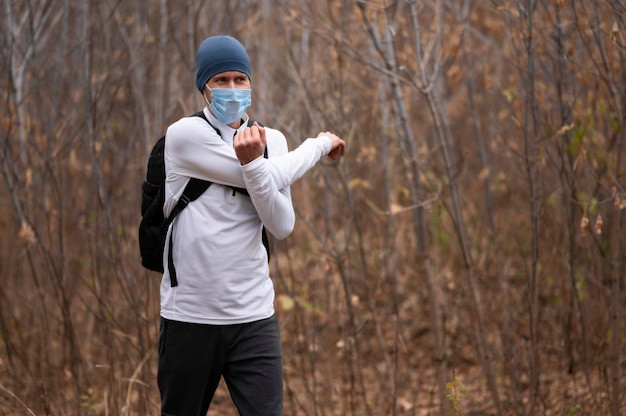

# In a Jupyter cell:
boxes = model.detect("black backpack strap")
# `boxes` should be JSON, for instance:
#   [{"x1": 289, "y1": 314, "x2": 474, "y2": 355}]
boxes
[
  {"x1": 164, "y1": 111, "x2": 216, "y2": 286},
  {"x1": 166, "y1": 178, "x2": 212, "y2": 287},
  {"x1": 193, "y1": 111, "x2": 220, "y2": 135}
]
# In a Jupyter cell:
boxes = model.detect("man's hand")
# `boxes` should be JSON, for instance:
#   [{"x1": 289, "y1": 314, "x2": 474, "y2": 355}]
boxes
[
  {"x1": 318, "y1": 131, "x2": 346, "y2": 161},
  {"x1": 235, "y1": 122, "x2": 266, "y2": 165}
]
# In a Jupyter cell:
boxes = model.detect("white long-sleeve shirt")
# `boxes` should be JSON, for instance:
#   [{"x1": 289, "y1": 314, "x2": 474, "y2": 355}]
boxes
[{"x1": 160, "y1": 108, "x2": 331, "y2": 325}]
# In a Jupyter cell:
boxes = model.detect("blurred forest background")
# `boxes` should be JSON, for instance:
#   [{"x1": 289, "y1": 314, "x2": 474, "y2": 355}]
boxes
[{"x1": 1, "y1": 0, "x2": 625, "y2": 415}]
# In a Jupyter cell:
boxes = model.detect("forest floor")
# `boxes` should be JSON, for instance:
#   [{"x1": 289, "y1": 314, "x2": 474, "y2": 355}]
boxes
[{"x1": 204, "y1": 362, "x2": 615, "y2": 416}]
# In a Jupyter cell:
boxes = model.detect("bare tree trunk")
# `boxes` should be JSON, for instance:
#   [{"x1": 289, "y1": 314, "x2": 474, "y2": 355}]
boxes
[
  {"x1": 549, "y1": 1, "x2": 592, "y2": 377},
  {"x1": 378, "y1": 81, "x2": 401, "y2": 416},
  {"x1": 608, "y1": 193, "x2": 623, "y2": 416},
  {"x1": 356, "y1": 2, "x2": 450, "y2": 413},
  {"x1": 519, "y1": 1, "x2": 542, "y2": 412}
]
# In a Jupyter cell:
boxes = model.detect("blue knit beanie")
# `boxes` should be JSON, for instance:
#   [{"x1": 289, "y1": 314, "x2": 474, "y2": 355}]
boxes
[{"x1": 195, "y1": 35, "x2": 251, "y2": 92}]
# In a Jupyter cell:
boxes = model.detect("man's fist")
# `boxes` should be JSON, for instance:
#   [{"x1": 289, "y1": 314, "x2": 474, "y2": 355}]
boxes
[
  {"x1": 318, "y1": 131, "x2": 346, "y2": 161},
  {"x1": 235, "y1": 122, "x2": 266, "y2": 165}
]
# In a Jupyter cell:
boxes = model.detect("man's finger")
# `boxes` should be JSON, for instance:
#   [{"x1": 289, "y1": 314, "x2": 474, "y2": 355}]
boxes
[{"x1": 253, "y1": 122, "x2": 267, "y2": 145}]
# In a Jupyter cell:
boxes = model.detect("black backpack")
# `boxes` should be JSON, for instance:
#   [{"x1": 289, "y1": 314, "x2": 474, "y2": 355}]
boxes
[{"x1": 138, "y1": 111, "x2": 269, "y2": 287}]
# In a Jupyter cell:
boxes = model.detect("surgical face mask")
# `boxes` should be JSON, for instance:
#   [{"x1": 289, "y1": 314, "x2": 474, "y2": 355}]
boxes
[{"x1": 204, "y1": 87, "x2": 251, "y2": 124}]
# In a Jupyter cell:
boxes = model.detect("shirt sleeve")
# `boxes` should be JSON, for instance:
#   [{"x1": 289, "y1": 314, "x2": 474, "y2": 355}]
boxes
[
  {"x1": 240, "y1": 131, "x2": 331, "y2": 239},
  {"x1": 165, "y1": 117, "x2": 246, "y2": 189}
]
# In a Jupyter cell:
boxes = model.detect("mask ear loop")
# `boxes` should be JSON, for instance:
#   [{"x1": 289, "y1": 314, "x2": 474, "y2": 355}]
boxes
[{"x1": 202, "y1": 84, "x2": 212, "y2": 107}]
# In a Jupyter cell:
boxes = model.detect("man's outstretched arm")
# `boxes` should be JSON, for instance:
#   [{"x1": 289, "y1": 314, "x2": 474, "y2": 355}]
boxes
[{"x1": 235, "y1": 123, "x2": 346, "y2": 239}]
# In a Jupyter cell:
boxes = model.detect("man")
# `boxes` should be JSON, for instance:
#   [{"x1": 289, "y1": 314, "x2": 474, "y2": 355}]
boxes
[{"x1": 157, "y1": 35, "x2": 345, "y2": 416}]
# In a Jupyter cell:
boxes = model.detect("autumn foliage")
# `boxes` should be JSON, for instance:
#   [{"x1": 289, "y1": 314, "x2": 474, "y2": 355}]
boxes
[{"x1": 0, "y1": 1, "x2": 624, "y2": 415}]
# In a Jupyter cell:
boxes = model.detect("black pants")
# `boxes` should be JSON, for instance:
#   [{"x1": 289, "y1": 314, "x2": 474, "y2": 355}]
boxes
[{"x1": 158, "y1": 315, "x2": 283, "y2": 416}]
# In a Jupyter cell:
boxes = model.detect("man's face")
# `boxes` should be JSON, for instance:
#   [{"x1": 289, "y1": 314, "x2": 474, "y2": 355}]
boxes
[{"x1": 202, "y1": 71, "x2": 252, "y2": 127}]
